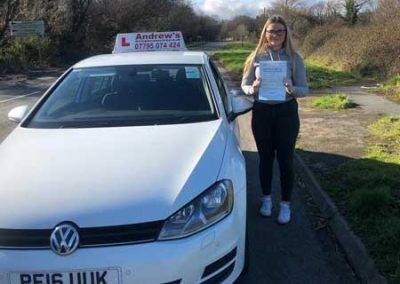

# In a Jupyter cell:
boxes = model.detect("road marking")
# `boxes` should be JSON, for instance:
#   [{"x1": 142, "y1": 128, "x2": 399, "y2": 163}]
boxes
[{"x1": 0, "y1": 91, "x2": 40, "y2": 104}]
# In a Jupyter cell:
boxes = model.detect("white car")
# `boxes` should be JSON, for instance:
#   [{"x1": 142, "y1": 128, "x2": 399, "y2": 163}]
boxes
[{"x1": 0, "y1": 47, "x2": 252, "y2": 283}]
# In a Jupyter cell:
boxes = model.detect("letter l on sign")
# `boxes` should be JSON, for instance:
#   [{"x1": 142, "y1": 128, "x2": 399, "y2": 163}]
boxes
[{"x1": 121, "y1": 37, "x2": 130, "y2": 47}]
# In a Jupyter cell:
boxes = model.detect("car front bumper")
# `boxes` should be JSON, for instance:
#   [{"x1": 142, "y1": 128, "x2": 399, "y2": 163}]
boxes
[{"x1": 0, "y1": 189, "x2": 246, "y2": 284}]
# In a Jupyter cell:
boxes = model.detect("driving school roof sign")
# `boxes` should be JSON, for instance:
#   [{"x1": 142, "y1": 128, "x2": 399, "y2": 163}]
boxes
[{"x1": 113, "y1": 31, "x2": 186, "y2": 53}]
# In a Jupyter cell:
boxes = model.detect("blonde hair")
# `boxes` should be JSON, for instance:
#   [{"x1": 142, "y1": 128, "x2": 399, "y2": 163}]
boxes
[{"x1": 243, "y1": 15, "x2": 296, "y2": 76}]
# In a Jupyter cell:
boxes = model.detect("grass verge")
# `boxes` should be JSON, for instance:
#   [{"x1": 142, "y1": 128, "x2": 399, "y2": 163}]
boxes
[
  {"x1": 305, "y1": 57, "x2": 362, "y2": 89},
  {"x1": 186, "y1": 41, "x2": 206, "y2": 49},
  {"x1": 311, "y1": 94, "x2": 356, "y2": 110},
  {"x1": 213, "y1": 42, "x2": 254, "y2": 79},
  {"x1": 217, "y1": 42, "x2": 257, "y2": 50},
  {"x1": 301, "y1": 116, "x2": 400, "y2": 283},
  {"x1": 213, "y1": 42, "x2": 362, "y2": 89},
  {"x1": 374, "y1": 74, "x2": 400, "y2": 103}
]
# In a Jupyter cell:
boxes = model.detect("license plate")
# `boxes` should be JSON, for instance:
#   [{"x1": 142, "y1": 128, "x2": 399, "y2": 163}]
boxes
[{"x1": 9, "y1": 268, "x2": 121, "y2": 284}]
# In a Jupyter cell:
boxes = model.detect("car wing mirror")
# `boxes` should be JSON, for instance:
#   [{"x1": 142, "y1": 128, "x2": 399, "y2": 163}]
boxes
[
  {"x1": 8, "y1": 105, "x2": 30, "y2": 123},
  {"x1": 228, "y1": 90, "x2": 253, "y2": 122}
]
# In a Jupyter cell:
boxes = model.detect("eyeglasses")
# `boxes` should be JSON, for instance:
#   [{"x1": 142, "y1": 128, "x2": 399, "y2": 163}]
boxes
[{"x1": 266, "y1": 29, "x2": 286, "y2": 36}]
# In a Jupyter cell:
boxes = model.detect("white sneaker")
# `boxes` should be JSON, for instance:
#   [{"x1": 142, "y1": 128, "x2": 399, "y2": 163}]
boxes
[
  {"x1": 259, "y1": 196, "x2": 272, "y2": 217},
  {"x1": 277, "y1": 202, "x2": 291, "y2": 224}
]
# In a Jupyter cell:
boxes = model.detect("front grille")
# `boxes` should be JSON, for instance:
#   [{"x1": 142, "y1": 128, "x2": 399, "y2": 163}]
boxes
[
  {"x1": 79, "y1": 221, "x2": 163, "y2": 247},
  {"x1": 0, "y1": 228, "x2": 50, "y2": 248},
  {"x1": 0, "y1": 221, "x2": 164, "y2": 249}
]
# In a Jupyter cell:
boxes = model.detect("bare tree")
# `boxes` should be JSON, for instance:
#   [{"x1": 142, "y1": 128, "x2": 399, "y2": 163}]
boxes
[
  {"x1": 267, "y1": 0, "x2": 318, "y2": 38},
  {"x1": 309, "y1": 0, "x2": 342, "y2": 25},
  {"x1": 1, "y1": 0, "x2": 224, "y2": 61},
  {"x1": 269, "y1": 0, "x2": 304, "y2": 18},
  {"x1": 343, "y1": 0, "x2": 369, "y2": 24},
  {"x1": 69, "y1": 0, "x2": 92, "y2": 33},
  {"x1": 0, "y1": 0, "x2": 20, "y2": 38},
  {"x1": 373, "y1": 0, "x2": 400, "y2": 20},
  {"x1": 220, "y1": 15, "x2": 256, "y2": 40},
  {"x1": 197, "y1": 15, "x2": 221, "y2": 41},
  {"x1": 236, "y1": 24, "x2": 248, "y2": 43},
  {"x1": 163, "y1": 1, "x2": 202, "y2": 41}
]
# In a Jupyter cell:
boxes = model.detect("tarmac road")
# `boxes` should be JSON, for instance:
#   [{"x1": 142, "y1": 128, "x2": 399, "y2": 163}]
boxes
[
  {"x1": 0, "y1": 44, "x2": 359, "y2": 283},
  {"x1": 0, "y1": 71, "x2": 60, "y2": 142}
]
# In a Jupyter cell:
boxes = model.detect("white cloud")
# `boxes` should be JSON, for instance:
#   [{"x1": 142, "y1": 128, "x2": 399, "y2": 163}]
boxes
[
  {"x1": 194, "y1": 0, "x2": 265, "y2": 20},
  {"x1": 193, "y1": 0, "x2": 324, "y2": 20}
]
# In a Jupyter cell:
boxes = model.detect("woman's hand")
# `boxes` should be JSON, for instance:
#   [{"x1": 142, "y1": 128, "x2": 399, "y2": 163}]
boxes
[
  {"x1": 283, "y1": 78, "x2": 293, "y2": 94},
  {"x1": 252, "y1": 78, "x2": 262, "y2": 94}
]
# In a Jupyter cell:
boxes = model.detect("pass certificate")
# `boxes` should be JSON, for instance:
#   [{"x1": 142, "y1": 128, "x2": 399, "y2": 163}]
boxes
[{"x1": 258, "y1": 61, "x2": 287, "y2": 101}]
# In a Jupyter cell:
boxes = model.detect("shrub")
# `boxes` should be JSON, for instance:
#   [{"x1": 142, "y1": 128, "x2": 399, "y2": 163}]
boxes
[
  {"x1": 0, "y1": 37, "x2": 55, "y2": 74},
  {"x1": 301, "y1": 26, "x2": 339, "y2": 57},
  {"x1": 311, "y1": 94, "x2": 356, "y2": 109},
  {"x1": 375, "y1": 74, "x2": 400, "y2": 102},
  {"x1": 302, "y1": 16, "x2": 400, "y2": 78}
]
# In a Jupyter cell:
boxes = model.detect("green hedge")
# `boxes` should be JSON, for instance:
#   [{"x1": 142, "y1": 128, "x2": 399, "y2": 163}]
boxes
[{"x1": 0, "y1": 37, "x2": 55, "y2": 73}]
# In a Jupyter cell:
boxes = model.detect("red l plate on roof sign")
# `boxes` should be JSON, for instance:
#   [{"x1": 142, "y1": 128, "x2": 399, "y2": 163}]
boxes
[{"x1": 113, "y1": 31, "x2": 186, "y2": 53}]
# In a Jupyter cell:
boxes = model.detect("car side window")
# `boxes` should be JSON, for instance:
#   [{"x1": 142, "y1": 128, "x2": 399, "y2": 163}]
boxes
[{"x1": 209, "y1": 60, "x2": 230, "y2": 115}]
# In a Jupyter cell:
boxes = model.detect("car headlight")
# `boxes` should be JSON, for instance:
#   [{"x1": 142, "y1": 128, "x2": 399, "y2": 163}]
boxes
[{"x1": 158, "y1": 180, "x2": 234, "y2": 240}]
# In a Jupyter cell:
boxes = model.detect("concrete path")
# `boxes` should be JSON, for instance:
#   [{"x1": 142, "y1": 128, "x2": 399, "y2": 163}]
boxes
[{"x1": 319, "y1": 85, "x2": 400, "y2": 115}]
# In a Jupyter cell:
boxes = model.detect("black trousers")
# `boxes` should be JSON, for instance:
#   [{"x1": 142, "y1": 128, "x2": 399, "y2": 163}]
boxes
[{"x1": 251, "y1": 99, "x2": 300, "y2": 202}]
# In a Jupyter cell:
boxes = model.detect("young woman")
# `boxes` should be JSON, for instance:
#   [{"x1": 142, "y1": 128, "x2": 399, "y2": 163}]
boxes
[{"x1": 241, "y1": 15, "x2": 308, "y2": 224}]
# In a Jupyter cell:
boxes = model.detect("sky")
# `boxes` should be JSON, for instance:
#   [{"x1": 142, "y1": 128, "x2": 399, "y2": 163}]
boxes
[
  {"x1": 192, "y1": 0, "x2": 320, "y2": 20},
  {"x1": 192, "y1": 0, "x2": 266, "y2": 20}
]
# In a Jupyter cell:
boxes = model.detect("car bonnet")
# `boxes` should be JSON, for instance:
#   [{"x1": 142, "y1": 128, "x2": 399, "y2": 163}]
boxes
[{"x1": 0, "y1": 119, "x2": 227, "y2": 229}]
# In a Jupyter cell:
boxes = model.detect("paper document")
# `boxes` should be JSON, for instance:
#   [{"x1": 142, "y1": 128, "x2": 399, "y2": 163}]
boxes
[{"x1": 258, "y1": 61, "x2": 287, "y2": 101}]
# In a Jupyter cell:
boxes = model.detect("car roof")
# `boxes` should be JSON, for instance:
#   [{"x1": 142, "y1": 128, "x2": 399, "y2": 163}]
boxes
[{"x1": 73, "y1": 51, "x2": 209, "y2": 68}]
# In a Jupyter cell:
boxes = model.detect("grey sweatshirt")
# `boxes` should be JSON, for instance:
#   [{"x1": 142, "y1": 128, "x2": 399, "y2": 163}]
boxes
[{"x1": 241, "y1": 48, "x2": 308, "y2": 104}]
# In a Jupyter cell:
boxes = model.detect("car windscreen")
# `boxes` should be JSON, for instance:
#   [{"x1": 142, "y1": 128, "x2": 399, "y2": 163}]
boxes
[{"x1": 26, "y1": 64, "x2": 218, "y2": 128}]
